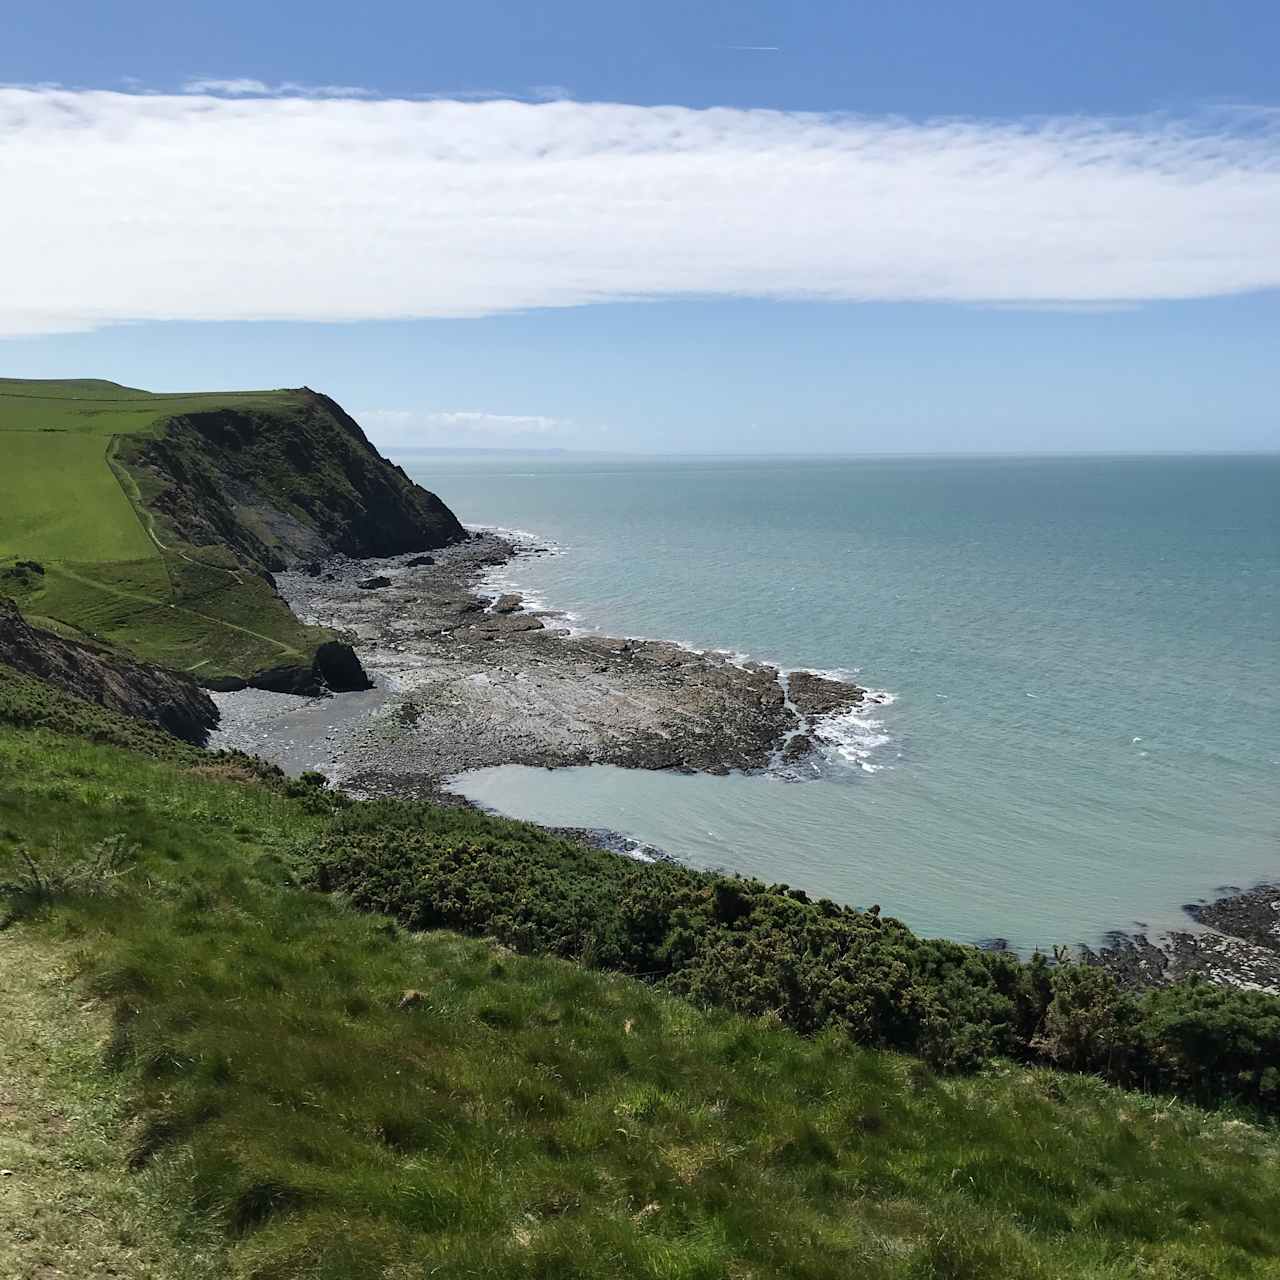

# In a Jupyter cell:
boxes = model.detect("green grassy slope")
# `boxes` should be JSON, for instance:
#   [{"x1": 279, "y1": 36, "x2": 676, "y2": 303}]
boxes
[
  {"x1": 0, "y1": 431, "x2": 156, "y2": 562},
  {"x1": 0, "y1": 379, "x2": 300, "y2": 435},
  {"x1": 1, "y1": 702, "x2": 1278, "y2": 1279},
  {"x1": 0, "y1": 380, "x2": 334, "y2": 677}
]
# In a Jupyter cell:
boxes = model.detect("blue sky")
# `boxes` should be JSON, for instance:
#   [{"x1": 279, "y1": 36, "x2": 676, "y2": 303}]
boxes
[{"x1": 3, "y1": 1, "x2": 1278, "y2": 452}]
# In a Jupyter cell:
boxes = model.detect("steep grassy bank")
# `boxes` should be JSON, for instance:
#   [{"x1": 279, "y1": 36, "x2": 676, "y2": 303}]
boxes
[
  {"x1": 1, "y1": 685, "x2": 1279, "y2": 1277},
  {"x1": 0, "y1": 379, "x2": 464, "y2": 680}
]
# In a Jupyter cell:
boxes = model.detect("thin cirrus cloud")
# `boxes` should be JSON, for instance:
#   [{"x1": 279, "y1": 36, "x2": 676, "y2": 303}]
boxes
[{"x1": 1, "y1": 86, "x2": 1278, "y2": 338}]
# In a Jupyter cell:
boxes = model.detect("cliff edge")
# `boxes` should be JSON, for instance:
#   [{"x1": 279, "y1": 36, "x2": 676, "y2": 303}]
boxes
[{"x1": 121, "y1": 387, "x2": 467, "y2": 575}]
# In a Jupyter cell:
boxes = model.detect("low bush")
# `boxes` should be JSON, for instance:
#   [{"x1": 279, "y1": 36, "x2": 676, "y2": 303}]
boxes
[{"x1": 301, "y1": 800, "x2": 1280, "y2": 1113}]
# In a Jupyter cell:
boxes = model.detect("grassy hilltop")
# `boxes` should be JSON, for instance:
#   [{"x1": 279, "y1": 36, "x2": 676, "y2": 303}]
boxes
[
  {"x1": 1, "y1": 680, "x2": 1279, "y2": 1279},
  {"x1": 0, "y1": 378, "x2": 462, "y2": 681}
]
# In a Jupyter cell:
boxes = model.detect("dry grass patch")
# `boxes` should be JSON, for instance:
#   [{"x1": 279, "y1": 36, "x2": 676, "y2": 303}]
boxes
[{"x1": 0, "y1": 930, "x2": 221, "y2": 1279}]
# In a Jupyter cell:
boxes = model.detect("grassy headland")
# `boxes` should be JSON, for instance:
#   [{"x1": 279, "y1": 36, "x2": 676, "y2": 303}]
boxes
[
  {"x1": 0, "y1": 380, "x2": 334, "y2": 677},
  {"x1": 1, "y1": 673, "x2": 1279, "y2": 1278},
  {"x1": 0, "y1": 378, "x2": 463, "y2": 681}
]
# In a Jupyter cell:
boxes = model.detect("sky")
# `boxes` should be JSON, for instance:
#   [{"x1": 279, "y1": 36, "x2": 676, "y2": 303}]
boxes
[{"x1": 2, "y1": 1, "x2": 1278, "y2": 453}]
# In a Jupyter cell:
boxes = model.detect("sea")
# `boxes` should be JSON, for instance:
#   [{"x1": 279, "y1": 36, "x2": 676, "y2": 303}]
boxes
[{"x1": 397, "y1": 452, "x2": 1279, "y2": 953}]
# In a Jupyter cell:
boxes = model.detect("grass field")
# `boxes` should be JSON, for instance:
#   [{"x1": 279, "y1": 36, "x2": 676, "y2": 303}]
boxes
[
  {"x1": 0, "y1": 379, "x2": 330, "y2": 677},
  {"x1": 0, "y1": 696, "x2": 1278, "y2": 1279},
  {"x1": 0, "y1": 378, "x2": 299, "y2": 436},
  {"x1": 0, "y1": 431, "x2": 159, "y2": 562}
]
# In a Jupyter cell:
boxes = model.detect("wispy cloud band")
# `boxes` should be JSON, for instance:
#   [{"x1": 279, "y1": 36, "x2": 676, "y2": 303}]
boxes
[{"x1": 1, "y1": 88, "x2": 1278, "y2": 336}]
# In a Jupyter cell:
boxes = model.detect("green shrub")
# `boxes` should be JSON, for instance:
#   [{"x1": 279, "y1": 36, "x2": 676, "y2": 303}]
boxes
[{"x1": 299, "y1": 799, "x2": 1280, "y2": 1113}]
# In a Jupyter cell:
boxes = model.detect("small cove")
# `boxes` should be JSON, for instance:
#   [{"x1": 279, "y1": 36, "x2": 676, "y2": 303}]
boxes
[{"x1": 413, "y1": 452, "x2": 1279, "y2": 951}]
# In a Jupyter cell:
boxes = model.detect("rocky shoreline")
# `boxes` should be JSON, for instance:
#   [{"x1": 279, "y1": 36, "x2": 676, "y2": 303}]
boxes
[
  {"x1": 208, "y1": 532, "x2": 873, "y2": 797},
  {"x1": 205, "y1": 533, "x2": 1279, "y2": 995},
  {"x1": 1083, "y1": 882, "x2": 1280, "y2": 995}
]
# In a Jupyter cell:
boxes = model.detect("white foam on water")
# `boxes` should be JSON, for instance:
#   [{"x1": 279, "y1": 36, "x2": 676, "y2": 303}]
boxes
[{"x1": 813, "y1": 704, "x2": 894, "y2": 773}]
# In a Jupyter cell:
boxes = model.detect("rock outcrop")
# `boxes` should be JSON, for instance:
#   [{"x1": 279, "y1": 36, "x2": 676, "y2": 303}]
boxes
[
  {"x1": 210, "y1": 640, "x2": 374, "y2": 698},
  {"x1": 0, "y1": 599, "x2": 219, "y2": 745},
  {"x1": 787, "y1": 671, "x2": 866, "y2": 718}
]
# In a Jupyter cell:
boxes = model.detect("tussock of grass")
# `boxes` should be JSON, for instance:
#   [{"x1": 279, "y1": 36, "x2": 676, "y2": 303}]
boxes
[{"x1": 1, "y1": 724, "x2": 1278, "y2": 1278}]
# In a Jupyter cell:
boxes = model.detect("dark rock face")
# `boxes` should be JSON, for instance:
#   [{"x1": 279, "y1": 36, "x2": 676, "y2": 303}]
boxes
[
  {"x1": 199, "y1": 675, "x2": 249, "y2": 693},
  {"x1": 313, "y1": 641, "x2": 372, "y2": 692},
  {"x1": 123, "y1": 388, "x2": 468, "y2": 575},
  {"x1": 248, "y1": 664, "x2": 323, "y2": 696},
  {"x1": 0, "y1": 599, "x2": 219, "y2": 745},
  {"x1": 245, "y1": 641, "x2": 372, "y2": 697},
  {"x1": 357, "y1": 576, "x2": 392, "y2": 590}
]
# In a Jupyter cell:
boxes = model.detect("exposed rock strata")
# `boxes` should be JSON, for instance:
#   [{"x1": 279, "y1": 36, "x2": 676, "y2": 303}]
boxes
[
  {"x1": 207, "y1": 534, "x2": 868, "y2": 790},
  {"x1": 123, "y1": 389, "x2": 467, "y2": 574},
  {"x1": 0, "y1": 599, "x2": 218, "y2": 745}
]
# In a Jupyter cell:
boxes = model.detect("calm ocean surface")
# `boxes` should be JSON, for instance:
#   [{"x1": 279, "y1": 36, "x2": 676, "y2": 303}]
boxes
[{"x1": 399, "y1": 453, "x2": 1279, "y2": 951}]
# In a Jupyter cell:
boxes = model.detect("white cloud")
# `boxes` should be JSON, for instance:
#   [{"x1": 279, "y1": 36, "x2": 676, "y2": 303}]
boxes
[
  {"x1": 356, "y1": 408, "x2": 574, "y2": 447},
  {"x1": 1, "y1": 88, "x2": 1278, "y2": 337}
]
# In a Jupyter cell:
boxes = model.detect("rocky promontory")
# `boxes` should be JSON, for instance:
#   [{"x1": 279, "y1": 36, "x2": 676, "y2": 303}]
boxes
[{"x1": 208, "y1": 534, "x2": 871, "y2": 793}]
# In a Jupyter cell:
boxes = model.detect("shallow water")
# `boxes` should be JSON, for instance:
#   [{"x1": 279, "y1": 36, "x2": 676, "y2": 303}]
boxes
[{"x1": 399, "y1": 453, "x2": 1280, "y2": 950}]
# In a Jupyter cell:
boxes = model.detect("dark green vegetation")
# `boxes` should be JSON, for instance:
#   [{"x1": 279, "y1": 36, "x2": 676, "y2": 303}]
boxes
[
  {"x1": 305, "y1": 806, "x2": 1280, "y2": 1114},
  {"x1": 2, "y1": 683, "x2": 1280, "y2": 1278},
  {"x1": 0, "y1": 379, "x2": 463, "y2": 680}
]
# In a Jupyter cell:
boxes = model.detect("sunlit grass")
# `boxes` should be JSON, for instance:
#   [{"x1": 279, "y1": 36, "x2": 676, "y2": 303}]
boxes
[{"x1": 2, "y1": 723, "x2": 1277, "y2": 1278}]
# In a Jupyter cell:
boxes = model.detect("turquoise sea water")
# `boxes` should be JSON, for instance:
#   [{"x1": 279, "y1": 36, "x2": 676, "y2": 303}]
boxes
[{"x1": 399, "y1": 453, "x2": 1279, "y2": 951}]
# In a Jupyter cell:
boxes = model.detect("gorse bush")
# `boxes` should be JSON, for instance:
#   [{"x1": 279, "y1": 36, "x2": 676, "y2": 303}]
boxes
[
  {"x1": 0, "y1": 833, "x2": 138, "y2": 915},
  {"x1": 301, "y1": 800, "x2": 1280, "y2": 1112}
]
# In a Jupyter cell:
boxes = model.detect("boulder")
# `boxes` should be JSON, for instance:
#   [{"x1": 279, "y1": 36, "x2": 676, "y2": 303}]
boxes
[
  {"x1": 406, "y1": 554, "x2": 436, "y2": 567},
  {"x1": 492, "y1": 593, "x2": 522, "y2": 613},
  {"x1": 473, "y1": 614, "x2": 545, "y2": 635},
  {"x1": 313, "y1": 641, "x2": 373, "y2": 692},
  {"x1": 198, "y1": 675, "x2": 249, "y2": 693},
  {"x1": 357, "y1": 575, "x2": 393, "y2": 590}
]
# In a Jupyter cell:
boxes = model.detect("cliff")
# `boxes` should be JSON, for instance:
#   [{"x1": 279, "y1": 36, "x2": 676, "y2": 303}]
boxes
[
  {"x1": 0, "y1": 598, "x2": 219, "y2": 745},
  {"x1": 122, "y1": 388, "x2": 467, "y2": 575}
]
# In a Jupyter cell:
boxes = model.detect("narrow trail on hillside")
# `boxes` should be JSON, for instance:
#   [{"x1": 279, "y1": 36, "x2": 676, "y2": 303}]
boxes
[{"x1": 47, "y1": 563, "x2": 299, "y2": 659}]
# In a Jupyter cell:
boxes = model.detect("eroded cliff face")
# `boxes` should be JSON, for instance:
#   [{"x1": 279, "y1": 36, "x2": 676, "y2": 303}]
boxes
[
  {"x1": 0, "y1": 599, "x2": 219, "y2": 745},
  {"x1": 124, "y1": 388, "x2": 467, "y2": 574}
]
